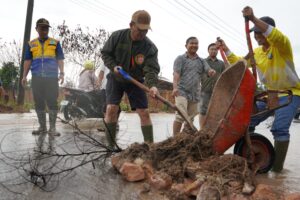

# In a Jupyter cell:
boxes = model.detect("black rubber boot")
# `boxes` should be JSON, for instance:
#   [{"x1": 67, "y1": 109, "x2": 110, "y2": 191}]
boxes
[
  {"x1": 272, "y1": 140, "x2": 289, "y2": 172},
  {"x1": 141, "y1": 125, "x2": 154, "y2": 143},
  {"x1": 48, "y1": 110, "x2": 61, "y2": 136},
  {"x1": 32, "y1": 111, "x2": 47, "y2": 135},
  {"x1": 105, "y1": 122, "x2": 117, "y2": 149}
]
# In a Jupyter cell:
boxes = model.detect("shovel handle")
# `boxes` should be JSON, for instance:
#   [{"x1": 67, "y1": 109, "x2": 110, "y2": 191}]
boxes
[
  {"x1": 245, "y1": 18, "x2": 257, "y2": 81},
  {"x1": 117, "y1": 67, "x2": 197, "y2": 132}
]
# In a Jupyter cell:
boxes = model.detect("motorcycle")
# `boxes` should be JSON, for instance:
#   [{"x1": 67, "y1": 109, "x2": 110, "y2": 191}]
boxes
[{"x1": 60, "y1": 87, "x2": 105, "y2": 121}]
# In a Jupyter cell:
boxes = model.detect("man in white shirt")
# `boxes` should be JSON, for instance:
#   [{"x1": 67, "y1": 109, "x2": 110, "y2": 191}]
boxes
[{"x1": 97, "y1": 65, "x2": 121, "y2": 131}]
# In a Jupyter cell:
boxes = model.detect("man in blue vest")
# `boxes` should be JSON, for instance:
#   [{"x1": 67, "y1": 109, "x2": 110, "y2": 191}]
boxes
[{"x1": 22, "y1": 18, "x2": 65, "y2": 136}]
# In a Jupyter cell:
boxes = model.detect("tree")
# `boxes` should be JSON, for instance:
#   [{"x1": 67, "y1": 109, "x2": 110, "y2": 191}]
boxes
[
  {"x1": 50, "y1": 22, "x2": 110, "y2": 85},
  {"x1": 1, "y1": 23, "x2": 109, "y2": 73},
  {"x1": 0, "y1": 62, "x2": 19, "y2": 101},
  {"x1": 0, "y1": 39, "x2": 22, "y2": 67},
  {"x1": 0, "y1": 23, "x2": 109, "y2": 92},
  {"x1": 0, "y1": 62, "x2": 19, "y2": 89},
  {"x1": 57, "y1": 23, "x2": 109, "y2": 67}
]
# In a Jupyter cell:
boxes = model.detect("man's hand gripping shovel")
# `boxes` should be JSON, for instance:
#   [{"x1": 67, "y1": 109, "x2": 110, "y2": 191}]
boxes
[{"x1": 116, "y1": 67, "x2": 198, "y2": 133}]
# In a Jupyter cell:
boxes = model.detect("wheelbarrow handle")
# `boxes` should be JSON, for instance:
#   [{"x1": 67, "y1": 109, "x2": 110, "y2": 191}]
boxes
[
  {"x1": 245, "y1": 18, "x2": 257, "y2": 81},
  {"x1": 117, "y1": 67, "x2": 198, "y2": 132},
  {"x1": 251, "y1": 90, "x2": 293, "y2": 117},
  {"x1": 216, "y1": 37, "x2": 229, "y2": 67}
]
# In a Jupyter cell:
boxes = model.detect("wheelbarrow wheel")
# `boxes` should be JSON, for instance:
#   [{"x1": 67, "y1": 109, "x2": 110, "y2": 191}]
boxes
[{"x1": 234, "y1": 133, "x2": 275, "y2": 174}]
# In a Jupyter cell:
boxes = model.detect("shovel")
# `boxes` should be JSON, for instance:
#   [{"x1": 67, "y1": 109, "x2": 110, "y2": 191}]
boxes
[{"x1": 117, "y1": 67, "x2": 198, "y2": 132}]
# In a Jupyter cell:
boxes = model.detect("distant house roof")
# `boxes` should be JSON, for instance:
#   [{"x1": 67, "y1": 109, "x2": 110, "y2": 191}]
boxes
[{"x1": 157, "y1": 76, "x2": 172, "y2": 90}]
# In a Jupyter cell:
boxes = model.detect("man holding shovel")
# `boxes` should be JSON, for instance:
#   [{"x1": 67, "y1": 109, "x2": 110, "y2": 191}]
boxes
[
  {"x1": 101, "y1": 10, "x2": 160, "y2": 148},
  {"x1": 217, "y1": 6, "x2": 300, "y2": 172}
]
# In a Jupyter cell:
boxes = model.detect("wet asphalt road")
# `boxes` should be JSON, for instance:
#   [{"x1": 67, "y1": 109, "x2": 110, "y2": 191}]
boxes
[{"x1": 0, "y1": 112, "x2": 299, "y2": 199}]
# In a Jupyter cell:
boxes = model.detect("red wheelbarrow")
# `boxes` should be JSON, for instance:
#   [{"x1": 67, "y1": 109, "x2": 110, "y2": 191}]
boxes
[{"x1": 203, "y1": 60, "x2": 292, "y2": 173}]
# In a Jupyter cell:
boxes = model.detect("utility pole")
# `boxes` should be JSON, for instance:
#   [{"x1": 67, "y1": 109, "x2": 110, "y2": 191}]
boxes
[{"x1": 17, "y1": 0, "x2": 34, "y2": 105}]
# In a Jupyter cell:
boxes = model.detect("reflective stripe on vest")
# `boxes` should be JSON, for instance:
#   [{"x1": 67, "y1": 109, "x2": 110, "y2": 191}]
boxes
[{"x1": 29, "y1": 38, "x2": 59, "y2": 77}]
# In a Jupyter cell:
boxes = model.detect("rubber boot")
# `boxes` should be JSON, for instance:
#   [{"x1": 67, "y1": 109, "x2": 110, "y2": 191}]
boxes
[
  {"x1": 141, "y1": 125, "x2": 153, "y2": 143},
  {"x1": 272, "y1": 140, "x2": 289, "y2": 172},
  {"x1": 48, "y1": 110, "x2": 61, "y2": 136},
  {"x1": 105, "y1": 122, "x2": 117, "y2": 149},
  {"x1": 32, "y1": 111, "x2": 47, "y2": 135}
]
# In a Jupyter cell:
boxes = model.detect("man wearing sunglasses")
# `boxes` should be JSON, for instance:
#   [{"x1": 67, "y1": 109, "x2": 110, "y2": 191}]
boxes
[{"x1": 101, "y1": 10, "x2": 160, "y2": 148}]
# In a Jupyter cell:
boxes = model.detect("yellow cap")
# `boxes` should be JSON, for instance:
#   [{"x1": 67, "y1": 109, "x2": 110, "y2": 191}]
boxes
[{"x1": 83, "y1": 60, "x2": 94, "y2": 70}]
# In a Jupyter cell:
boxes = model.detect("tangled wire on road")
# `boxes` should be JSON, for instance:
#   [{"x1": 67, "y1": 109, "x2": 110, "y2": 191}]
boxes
[
  {"x1": 0, "y1": 118, "x2": 120, "y2": 196},
  {"x1": 0, "y1": 118, "x2": 255, "y2": 199}
]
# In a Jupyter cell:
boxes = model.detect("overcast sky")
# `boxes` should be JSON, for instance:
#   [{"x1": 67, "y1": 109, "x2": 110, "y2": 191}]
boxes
[{"x1": 1, "y1": 0, "x2": 299, "y2": 81}]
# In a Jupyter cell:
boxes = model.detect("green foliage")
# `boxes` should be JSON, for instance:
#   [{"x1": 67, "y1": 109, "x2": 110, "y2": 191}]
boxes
[
  {"x1": 0, "y1": 97, "x2": 32, "y2": 112},
  {"x1": 162, "y1": 104, "x2": 171, "y2": 112},
  {"x1": 0, "y1": 62, "x2": 19, "y2": 89},
  {"x1": 119, "y1": 102, "x2": 130, "y2": 112},
  {"x1": 23, "y1": 101, "x2": 34, "y2": 110}
]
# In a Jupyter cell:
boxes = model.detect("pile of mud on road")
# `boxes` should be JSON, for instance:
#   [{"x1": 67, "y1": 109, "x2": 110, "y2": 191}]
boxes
[{"x1": 111, "y1": 129, "x2": 256, "y2": 199}]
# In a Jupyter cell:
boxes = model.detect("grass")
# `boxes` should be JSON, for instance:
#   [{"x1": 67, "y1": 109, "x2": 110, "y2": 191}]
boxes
[{"x1": 0, "y1": 99, "x2": 33, "y2": 113}]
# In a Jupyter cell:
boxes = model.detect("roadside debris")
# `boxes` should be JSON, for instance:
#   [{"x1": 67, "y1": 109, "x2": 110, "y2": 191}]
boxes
[{"x1": 111, "y1": 130, "x2": 256, "y2": 199}]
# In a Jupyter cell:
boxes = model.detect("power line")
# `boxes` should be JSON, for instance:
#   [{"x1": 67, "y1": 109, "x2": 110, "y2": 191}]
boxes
[
  {"x1": 69, "y1": 0, "x2": 127, "y2": 23},
  {"x1": 150, "y1": 0, "x2": 191, "y2": 26},
  {"x1": 69, "y1": 0, "x2": 184, "y2": 75},
  {"x1": 193, "y1": 0, "x2": 244, "y2": 38},
  {"x1": 184, "y1": 0, "x2": 245, "y2": 42},
  {"x1": 169, "y1": 0, "x2": 245, "y2": 49},
  {"x1": 71, "y1": 0, "x2": 183, "y2": 49},
  {"x1": 176, "y1": 0, "x2": 245, "y2": 47},
  {"x1": 86, "y1": 0, "x2": 127, "y2": 20},
  {"x1": 90, "y1": 0, "x2": 128, "y2": 19},
  {"x1": 90, "y1": 0, "x2": 182, "y2": 48}
]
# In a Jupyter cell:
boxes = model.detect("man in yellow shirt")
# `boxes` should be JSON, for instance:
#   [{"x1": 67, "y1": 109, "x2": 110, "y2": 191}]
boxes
[{"x1": 217, "y1": 6, "x2": 300, "y2": 172}]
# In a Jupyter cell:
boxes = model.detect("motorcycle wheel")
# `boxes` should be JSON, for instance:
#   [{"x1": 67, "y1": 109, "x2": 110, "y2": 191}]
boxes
[
  {"x1": 234, "y1": 133, "x2": 275, "y2": 174},
  {"x1": 63, "y1": 106, "x2": 72, "y2": 121}
]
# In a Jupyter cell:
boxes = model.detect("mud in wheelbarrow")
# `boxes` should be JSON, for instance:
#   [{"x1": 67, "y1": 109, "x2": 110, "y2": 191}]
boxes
[{"x1": 203, "y1": 60, "x2": 275, "y2": 173}]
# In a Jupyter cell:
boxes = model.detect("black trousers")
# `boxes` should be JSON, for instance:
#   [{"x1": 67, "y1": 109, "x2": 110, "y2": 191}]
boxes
[{"x1": 31, "y1": 76, "x2": 58, "y2": 111}]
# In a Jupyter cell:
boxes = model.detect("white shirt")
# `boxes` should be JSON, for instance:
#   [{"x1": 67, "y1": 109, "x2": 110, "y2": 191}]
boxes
[
  {"x1": 99, "y1": 65, "x2": 110, "y2": 90},
  {"x1": 78, "y1": 70, "x2": 97, "y2": 91}
]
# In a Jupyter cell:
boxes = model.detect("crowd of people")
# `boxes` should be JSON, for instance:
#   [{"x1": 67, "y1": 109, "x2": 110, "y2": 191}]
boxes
[{"x1": 21, "y1": 6, "x2": 300, "y2": 173}]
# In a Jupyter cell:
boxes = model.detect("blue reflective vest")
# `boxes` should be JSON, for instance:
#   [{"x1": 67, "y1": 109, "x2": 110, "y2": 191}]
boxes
[{"x1": 29, "y1": 37, "x2": 59, "y2": 77}]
